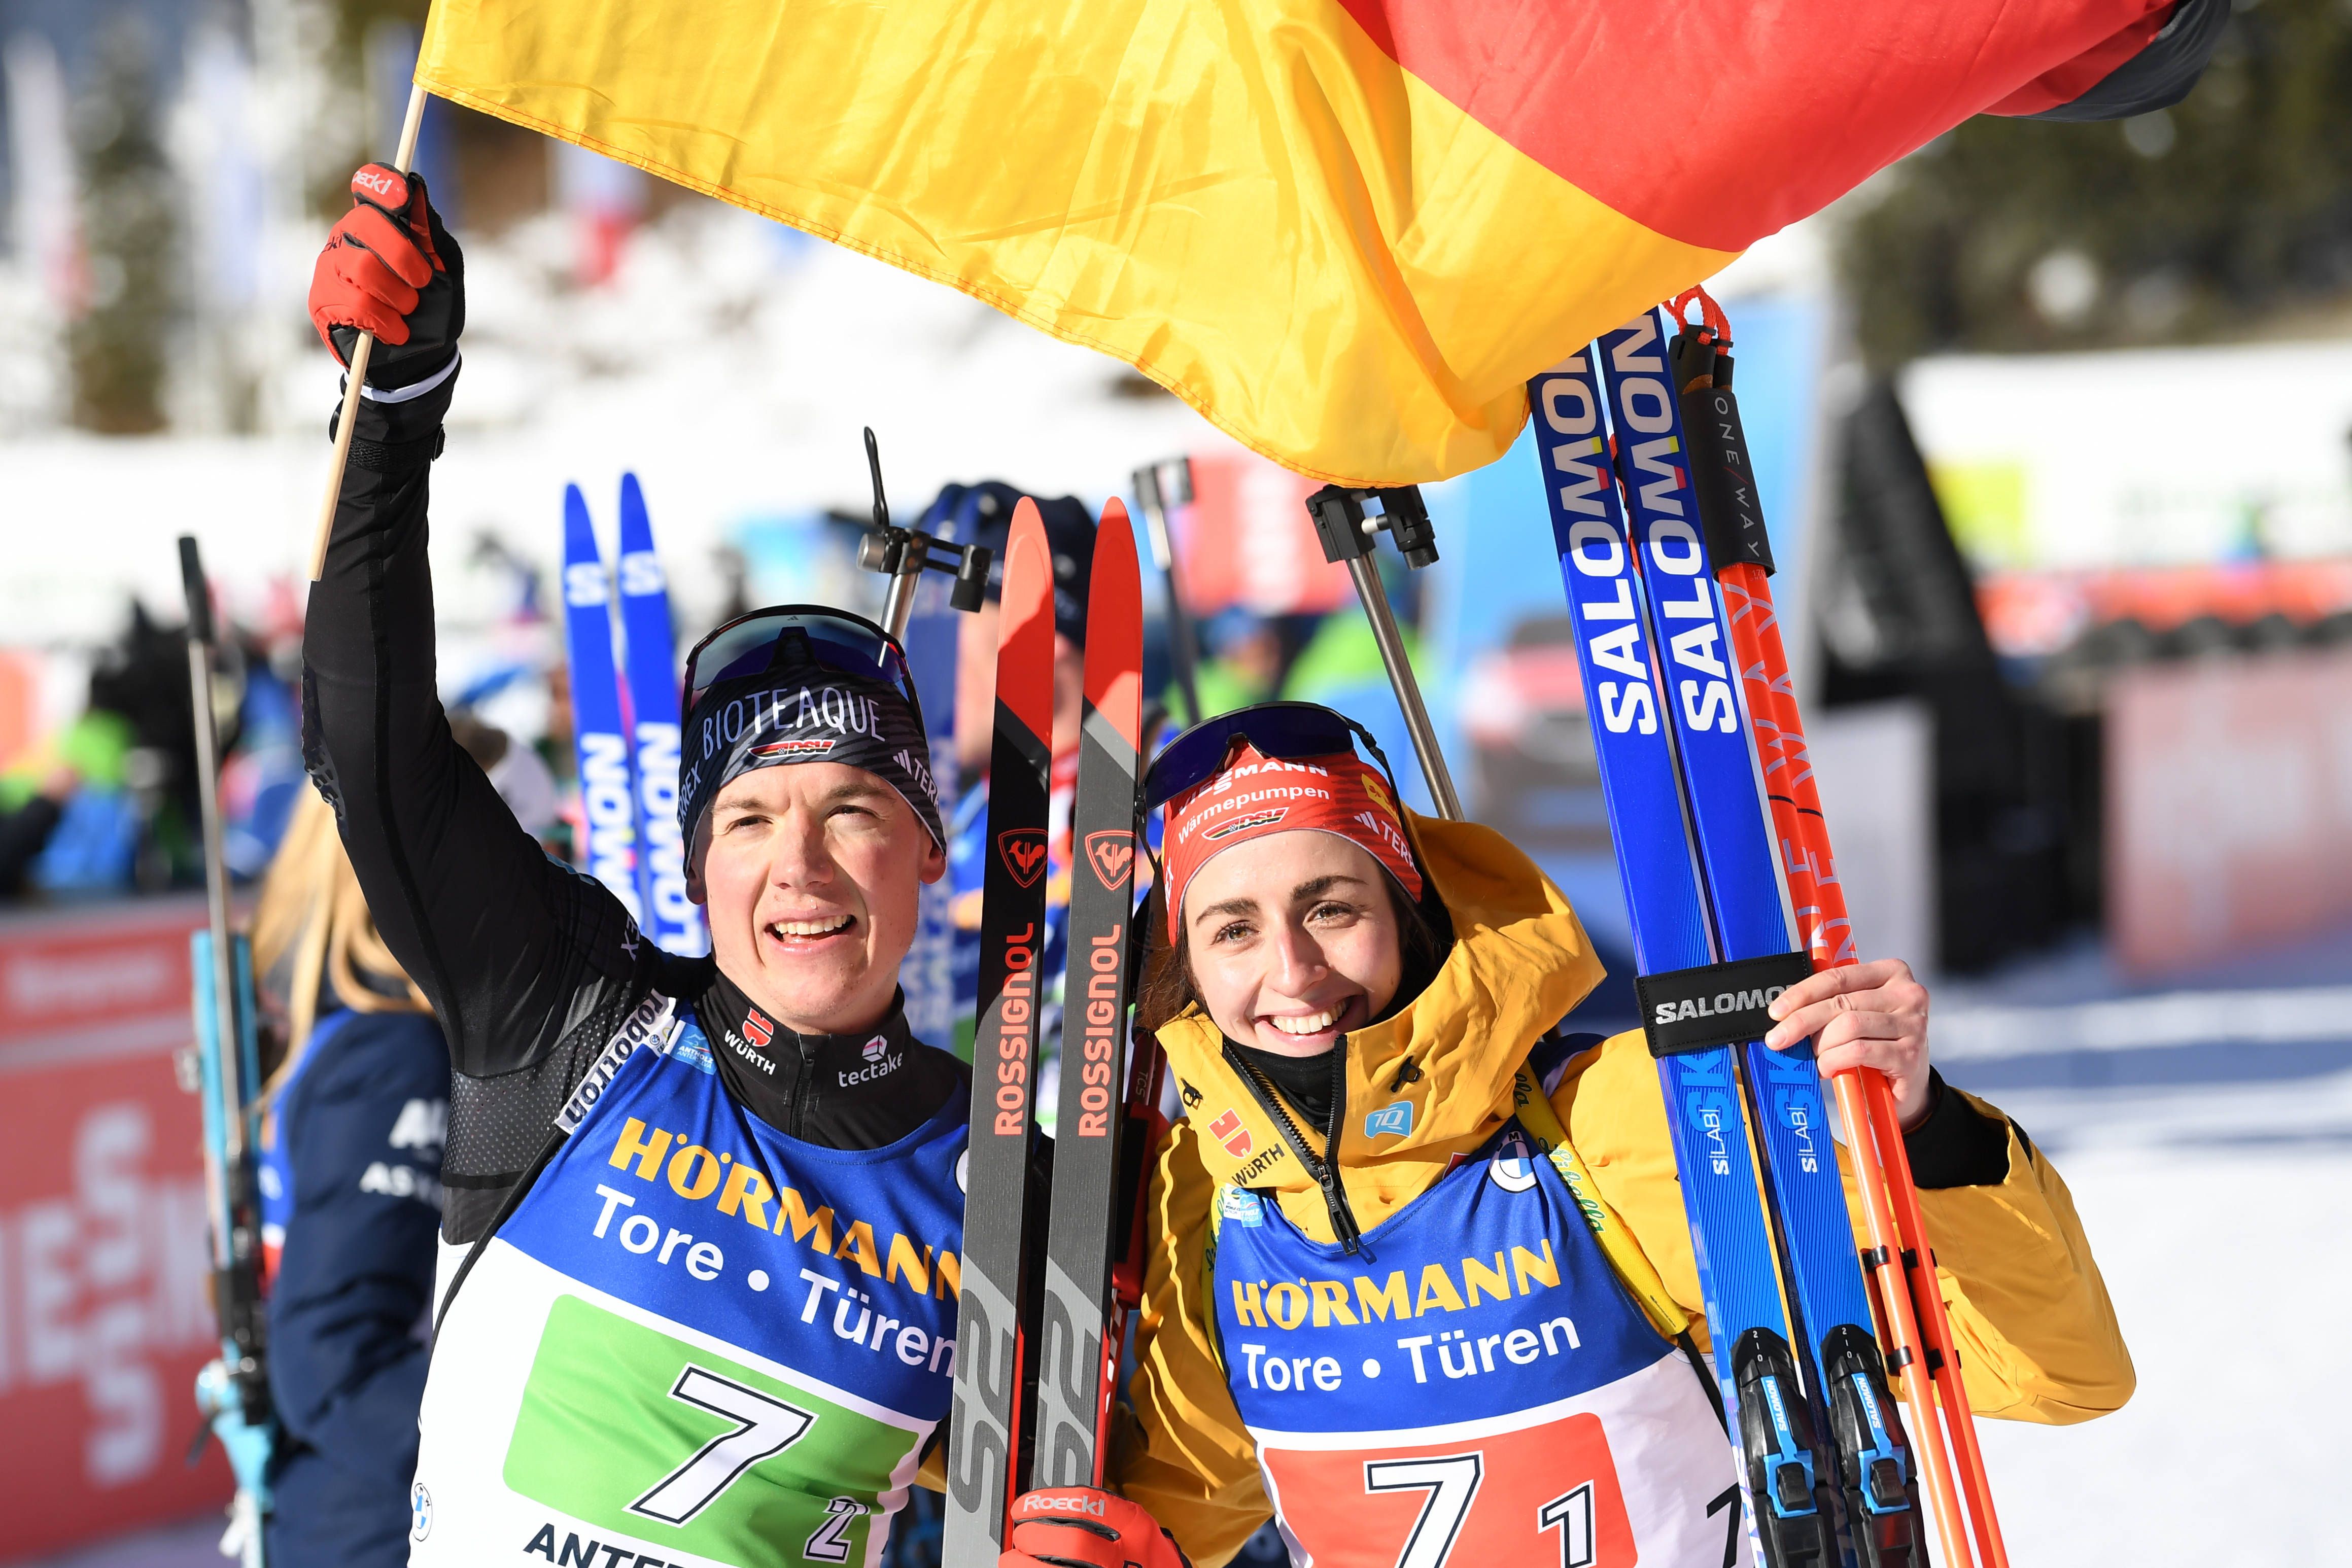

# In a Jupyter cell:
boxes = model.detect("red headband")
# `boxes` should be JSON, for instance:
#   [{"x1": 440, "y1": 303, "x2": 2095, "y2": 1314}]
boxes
[{"x1": 1161, "y1": 742, "x2": 1423, "y2": 922}]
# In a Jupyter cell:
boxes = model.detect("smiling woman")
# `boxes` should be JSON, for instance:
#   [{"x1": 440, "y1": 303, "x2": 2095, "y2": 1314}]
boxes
[
  {"x1": 1136, "y1": 834, "x2": 1446, "y2": 1060},
  {"x1": 1001, "y1": 698, "x2": 2136, "y2": 1568}
]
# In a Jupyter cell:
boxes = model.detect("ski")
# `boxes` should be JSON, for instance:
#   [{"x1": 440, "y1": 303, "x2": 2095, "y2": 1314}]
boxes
[
  {"x1": 1033, "y1": 501, "x2": 1148, "y2": 1490},
  {"x1": 1529, "y1": 343, "x2": 1835, "y2": 1567},
  {"x1": 1596, "y1": 310, "x2": 1925, "y2": 1566},
  {"x1": 179, "y1": 536, "x2": 273, "y2": 1567},
  {"x1": 560, "y1": 483, "x2": 643, "y2": 924},
  {"x1": 1671, "y1": 295, "x2": 2005, "y2": 1568},
  {"x1": 944, "y1": 499, "x2": 1057, "y2": 1563},
  {"x1": 615, "y1": 473, "x2": 708, "y2": 956}
]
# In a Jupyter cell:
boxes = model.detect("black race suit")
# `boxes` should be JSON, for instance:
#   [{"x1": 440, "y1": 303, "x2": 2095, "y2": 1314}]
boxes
[{"x1": 300, "y1": 364, "x2": 975, "y2": 1248}]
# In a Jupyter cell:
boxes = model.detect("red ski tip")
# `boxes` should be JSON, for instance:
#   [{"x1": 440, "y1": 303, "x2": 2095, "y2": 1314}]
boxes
[
  {"x1": 1084, "y1": 503, "x2": 1143, "y2": 751},
  {"x1": 997, "y1": 500, "x2": 1055, "y2": 741}
]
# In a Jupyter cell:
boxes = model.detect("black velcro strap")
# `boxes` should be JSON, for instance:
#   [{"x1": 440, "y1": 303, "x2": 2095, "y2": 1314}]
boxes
[
  {"x1": 1636, "y1": 950, "x2": 1815, "y2": 1057},
  {"x1": 1682, "y1": 382, "x2": 1775, "y2": 575},
  {"x1": 348, "y1": 425, "x2": 445, "y2": 477}
]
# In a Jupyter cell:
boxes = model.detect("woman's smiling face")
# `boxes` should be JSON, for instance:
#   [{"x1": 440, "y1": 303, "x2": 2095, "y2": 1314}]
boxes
[{"x1": 1180, "y1": 830, "x2": 1403, "y2": 1058}]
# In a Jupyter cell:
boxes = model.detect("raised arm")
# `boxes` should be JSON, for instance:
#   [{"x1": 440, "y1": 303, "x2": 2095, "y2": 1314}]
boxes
[{"x1": 301, "y1": 164, "x2": 648, "y2": 1083}]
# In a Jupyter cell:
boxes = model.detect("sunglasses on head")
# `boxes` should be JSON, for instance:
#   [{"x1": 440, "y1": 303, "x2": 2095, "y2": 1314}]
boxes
[
  {"x1": 681, "y1": 607, "x2": 922, "y2": 727},
  {"x1": 1143, "y1": 701, "x2": 1401, "y2": 811}
]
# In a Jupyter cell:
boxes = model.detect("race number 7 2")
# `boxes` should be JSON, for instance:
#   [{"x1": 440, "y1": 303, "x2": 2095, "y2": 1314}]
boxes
[{"x1": 629, "y1": 1366, "x2": 817, "y2": 1525}]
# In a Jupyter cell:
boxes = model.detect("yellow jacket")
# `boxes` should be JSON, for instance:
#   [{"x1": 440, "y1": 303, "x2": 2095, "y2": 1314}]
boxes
[{"x1": 1113, "y1": 813, "x2": 2133, "y2": 1566}]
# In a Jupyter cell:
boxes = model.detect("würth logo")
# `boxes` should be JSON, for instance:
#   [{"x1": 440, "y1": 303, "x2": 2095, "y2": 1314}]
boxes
[
  {"x1": 742, "y1": 1008, "x2": 774, "y2": 1050},
  {"x1": 998, "y1": 828, "x2": 1048, "y2": 889},
  {"x1": 1207, "y1": 1108, "x2": 1253, "y2": 1158},
  {"x1": 1084, "y1": 830, "x2": 1135, "y2": 891}
]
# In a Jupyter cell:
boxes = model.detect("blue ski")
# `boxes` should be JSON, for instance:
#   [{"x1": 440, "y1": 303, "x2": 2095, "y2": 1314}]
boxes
[
  {"x1": 1600, "y1": 309, "x2": 1922, "y2": 1565},
  {"x1": 615, "y1": 474, "x2": 708, "y2": 956},
  {"x1": 561, "y1": 482, "x2": 643, "y2": 926},
  {"x1": 1530, "y1": 341, "x2": 1832, "y2": 1568}
]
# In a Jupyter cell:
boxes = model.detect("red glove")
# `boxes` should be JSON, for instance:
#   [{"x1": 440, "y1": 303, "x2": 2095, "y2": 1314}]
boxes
[
  {"x1": 308, "y1": 163, "x2": 464, "y2": 389},
  {"x1": 1001, "y1": 1488, "x2": 1189, "y2": 1568}
]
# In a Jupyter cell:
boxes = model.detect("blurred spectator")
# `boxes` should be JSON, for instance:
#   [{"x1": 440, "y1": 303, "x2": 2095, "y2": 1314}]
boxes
[
  {"x1": 0, "y1": 763, "x2": 79, "y2": 892},
  {"x1": 16, "y1": 709, "x2": 142, "y2": 895},
  {"x1": 1189, "y1": 608, "x2": 1283, "y2": 717},
  {"x1": 249, "y1": 790, "x2": 445, "y2": 1568}
]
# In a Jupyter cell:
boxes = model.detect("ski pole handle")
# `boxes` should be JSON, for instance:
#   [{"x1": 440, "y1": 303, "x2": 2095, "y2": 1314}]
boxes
[
  {"x1": 307, "y1": 82, "x2": 431, "y2": 582},
  {"x1": 180, "y1": 535, "x2": 215, "y2": 646}
]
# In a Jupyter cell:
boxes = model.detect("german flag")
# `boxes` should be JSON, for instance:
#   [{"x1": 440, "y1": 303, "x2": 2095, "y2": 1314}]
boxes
[{"x1": 416, "y1": 0, "x2": 2216, "y2": 484}]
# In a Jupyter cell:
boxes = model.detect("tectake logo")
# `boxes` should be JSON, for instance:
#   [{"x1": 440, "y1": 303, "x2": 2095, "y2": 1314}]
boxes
[
  {"x1": 1364, "y1": 1101, "x2": 1414, "y2": 1139},
  {"x1": 998, "y1": 827, "x2": 1048, "y2": 889},
  {"x1": 1084, "y1": 829, "x2": 1135, "y2": 891},
  {"x1": 838, "y1": 1034, "x2": 902, "y2": 1087}
]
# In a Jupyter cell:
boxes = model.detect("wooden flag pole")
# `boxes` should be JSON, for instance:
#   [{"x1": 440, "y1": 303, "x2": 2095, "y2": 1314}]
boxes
[{"x1": 307, "y1": 81, "x2": 431, "y2": 581}]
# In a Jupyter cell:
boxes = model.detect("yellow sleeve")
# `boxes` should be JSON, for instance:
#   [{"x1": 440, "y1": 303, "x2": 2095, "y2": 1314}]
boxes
[
  {"x1": 1552, "y1": 1031, "x2": 2133, "y2": 1425},
  {"x1": 1109, "y1": 1119, "x2": 1273, "y2": 1568}
]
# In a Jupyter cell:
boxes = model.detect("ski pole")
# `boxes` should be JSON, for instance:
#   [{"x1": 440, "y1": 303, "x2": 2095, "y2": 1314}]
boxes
[
  {"x1": 1132, "y1": 460, "x2": 1204, "y2": 726},
  {"x1": 180, "y1": 537, "x2": 273, "y2": 1568},
  {"x1": 183, "y1": 539, "x2": 242, "y2": 1231},
  {"x1": 307, "y1": 82, "x2": 430, "y2": 581},
  {"x1": 1738, "y1": 563, "x2": 2008, "y2": 1568},
  {"x1": 854, "y1": 428, "x2": 992, "y2": 640},
  {"x1": 1673, "y1": 289, "x2": 2008, "y2": 1568},
  {"x1": 1302, "y1": 484, "x2": 1463, "y2": 821}
]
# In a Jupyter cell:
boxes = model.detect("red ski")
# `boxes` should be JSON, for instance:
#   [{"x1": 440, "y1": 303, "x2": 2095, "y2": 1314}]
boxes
[{"x1": 944, "y1": 500, "x2": 1055, "y2": 1562}]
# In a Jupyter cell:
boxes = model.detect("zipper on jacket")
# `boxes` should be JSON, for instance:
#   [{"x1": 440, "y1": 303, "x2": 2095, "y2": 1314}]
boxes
[
  {"x1": 790, "y1": 1034, "x2": 815, "y2": 1140},
  {"x1": 1225, "y1": 1038, "x2": 1364, "y2": 1255}
]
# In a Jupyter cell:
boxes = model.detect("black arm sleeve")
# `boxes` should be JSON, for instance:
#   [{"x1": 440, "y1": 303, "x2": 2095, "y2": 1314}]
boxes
[
  {"x1": 301, "y1": 369, "x2": 674, "y2": 1238},
  {"x1": 2019, "y1": 0, "x2": 2228, "y2": 122}
]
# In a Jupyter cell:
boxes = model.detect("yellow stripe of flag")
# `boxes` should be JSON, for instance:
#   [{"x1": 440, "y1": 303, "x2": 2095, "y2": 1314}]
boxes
[{"x1": 416, "y1": 0, "x2": 1731, "y2": 484}]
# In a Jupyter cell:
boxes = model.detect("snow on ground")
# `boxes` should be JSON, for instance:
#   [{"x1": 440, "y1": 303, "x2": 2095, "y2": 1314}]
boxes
[
  {"x1": 1952, "y1": 1061, "x2": 2351, "y2": 1564},
  {"x1": 1931, "y1": 923, "x2": 2352, "y2": 1566}
]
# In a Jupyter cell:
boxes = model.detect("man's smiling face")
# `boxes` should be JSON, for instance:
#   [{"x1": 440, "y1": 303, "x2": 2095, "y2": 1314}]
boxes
[{"x1": 688, "y1": 762, "x2": 944, "y2": 1036}]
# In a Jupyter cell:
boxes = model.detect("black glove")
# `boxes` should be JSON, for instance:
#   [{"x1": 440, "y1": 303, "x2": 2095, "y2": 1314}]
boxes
[{"x1": 308, "y1": 163, "x2": 465, "y2": 391}]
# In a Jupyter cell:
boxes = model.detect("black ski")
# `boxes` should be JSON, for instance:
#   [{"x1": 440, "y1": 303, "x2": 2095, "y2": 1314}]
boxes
[
  {"x1": 1033, "y1": 501, "x2": 1149, "y2": 1490},
  {"x1": 944, "y1": 499, "x2": 1057, "y2": 1563}
]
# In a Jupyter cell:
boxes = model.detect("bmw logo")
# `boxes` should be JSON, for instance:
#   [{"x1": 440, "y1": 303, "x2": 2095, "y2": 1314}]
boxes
[{"x1": 1488, "y1": 1135, "x2": 1538, "y2": 1193}]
